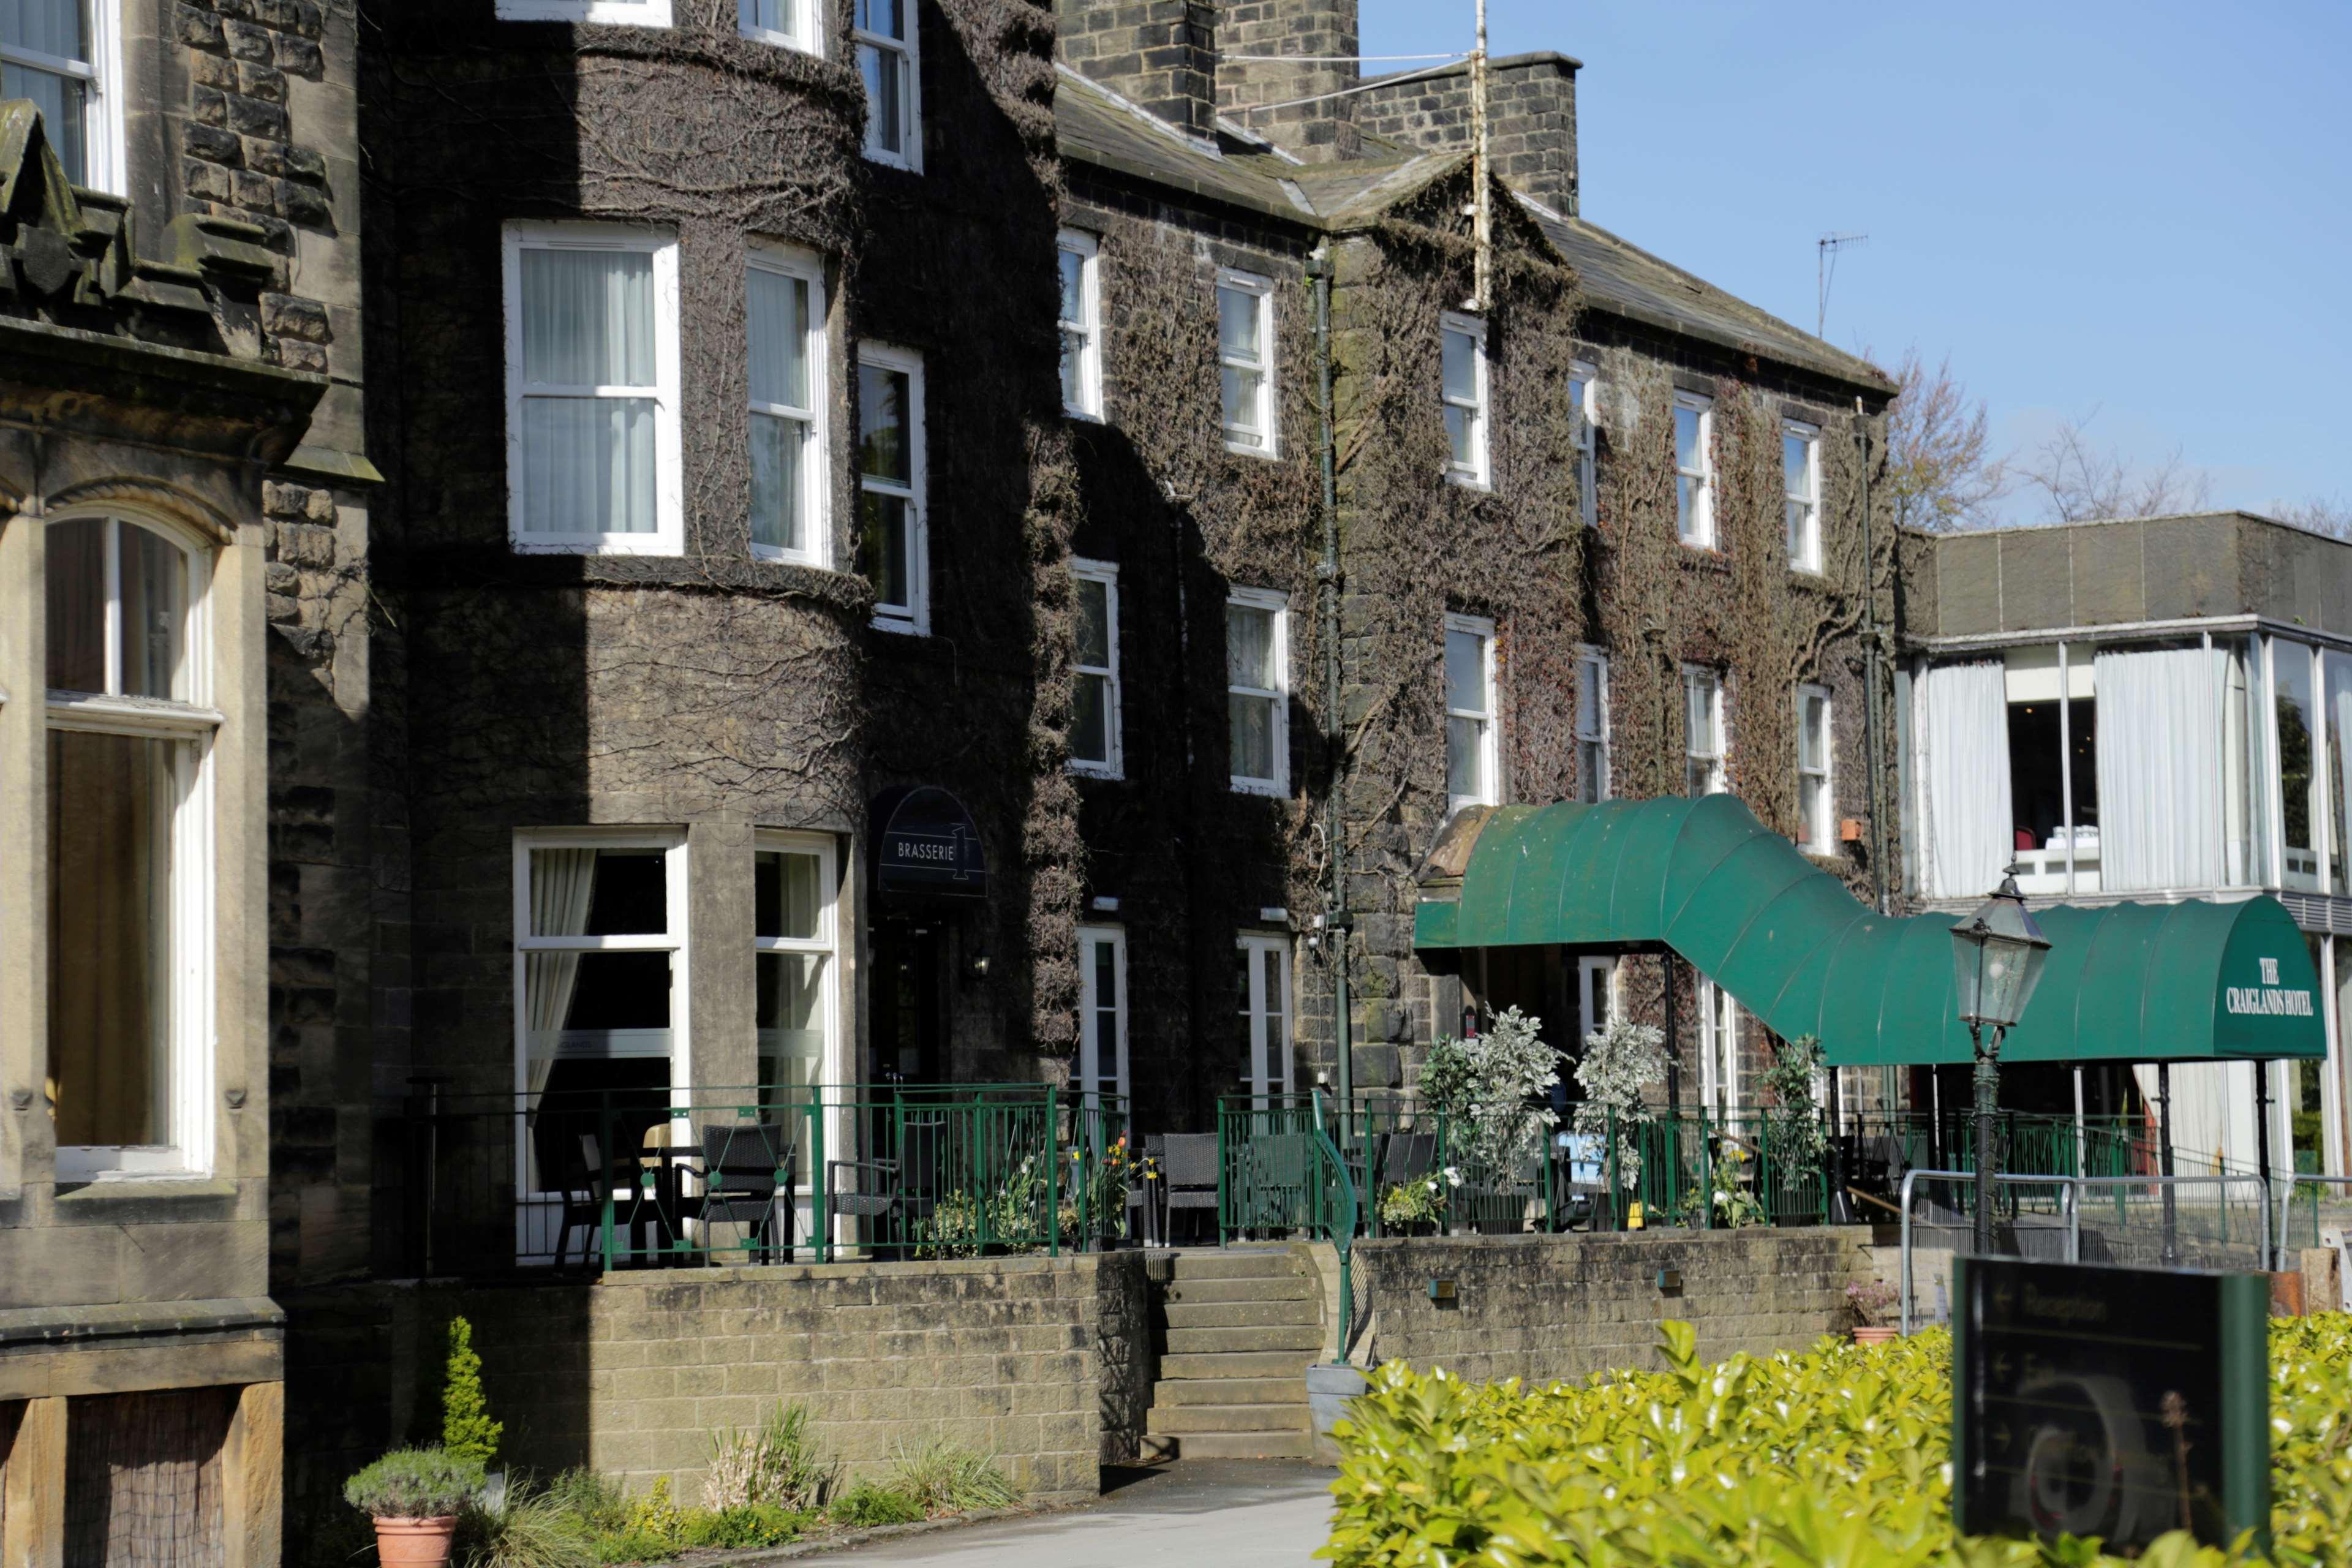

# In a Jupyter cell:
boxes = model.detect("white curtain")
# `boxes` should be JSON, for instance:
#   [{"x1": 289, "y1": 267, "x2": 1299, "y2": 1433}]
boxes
[
  {"x1": 2097, "y1": 647, "x2": 2223, "y2": 891},
  {"x1": 1915, "y1": 661, "x2": 2013, "y2": 898},
  {"x1": 522, "y1": 848, "x2": 597, "y2": 1193},
  {"x1": 518, "y1": 247, "x2": 657, "y2": 535},
  {"x1": 2334, "y1": 676, "x2": 2352, "y2": 886}
]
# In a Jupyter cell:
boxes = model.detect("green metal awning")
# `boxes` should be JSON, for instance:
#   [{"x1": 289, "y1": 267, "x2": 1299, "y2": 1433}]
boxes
[{"x1": 1412, "y1": 796, "x2": 2326, "y2": 1066}]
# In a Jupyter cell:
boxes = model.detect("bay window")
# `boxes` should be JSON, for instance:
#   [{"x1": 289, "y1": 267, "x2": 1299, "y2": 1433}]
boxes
[
  {"x1": 1796, "y1": 684, "x2": 1833, "y2": 853},
  {"x1": 1683, "y1": 665, "x2": 1725, "y2": 796},
  {"x1": 1445, "y1": 613, "x2": 1497, "y2": 813},
  {"x1": 1069, "y1": 558, "x2": 1121, "y2": 777},
  {"x1": 44, "y1": 513, "x2": 214, "y2": 1177},
  {"x1": 1218, "y1": 271, "x2": 1275, "y2": 454},
  {"x1": 1226, "y1": 588, "x2": 1288, "y2": 794},
  {"x1": 1784, "y1": 420, "x2": 1820, "y2": 571},
  {"x1": 3, "y1": 0, "x2": 118, "y2": 190},
  {"x1": 1675, "y1": 392, "x2": 1714, "y2": 547},
  {"x1": 854, "y1": 0, "x2": 919, "y2": 169},
  {"x1": 503, "y1": 223, "x2": 682, "y2": 554},
  {"x1": 747, "y1": 246, "x2": 827, "y2": 564},
  {"x1": 857, "y1": 344, "x2": 927, "y2": 632},
  {"x1": 1441, "y1": 312, "x2": 1490, "y2": 487},
  {"x1": 1059, "y1": 230, "x2": 1102, "y2": 420}
]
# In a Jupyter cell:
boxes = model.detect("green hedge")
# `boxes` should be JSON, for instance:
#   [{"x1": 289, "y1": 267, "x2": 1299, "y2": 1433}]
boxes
[{"x1": 1324, "y1": 1315, "x2": 2352, "y2": 1566}]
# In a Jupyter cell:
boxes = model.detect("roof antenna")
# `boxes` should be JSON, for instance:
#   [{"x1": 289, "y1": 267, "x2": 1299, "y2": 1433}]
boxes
[
  {"x1": 1817, "y1": 232, "x2": 1868, "y2": 338},
  {"x1": 1470, "y1": 0, "x2": 1491, "y2": 312}
]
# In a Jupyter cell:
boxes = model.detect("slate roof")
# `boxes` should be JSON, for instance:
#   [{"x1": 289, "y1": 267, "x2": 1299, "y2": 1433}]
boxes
[{"x1": 1055, "y1": 69, "x2": 1893, "y2": 397}]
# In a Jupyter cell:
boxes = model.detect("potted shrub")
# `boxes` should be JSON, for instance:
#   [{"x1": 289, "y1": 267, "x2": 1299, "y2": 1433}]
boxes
[
  {"x1": 344, "y1": 1447, "x2": 484, "y2": 1567},
  {"x1": 1376, "y1": 1172, "x2": 1452, "y2": 1236},
  {"x1": 1847, "y1": 1280, "x2": 1902, "y2": 1345}
]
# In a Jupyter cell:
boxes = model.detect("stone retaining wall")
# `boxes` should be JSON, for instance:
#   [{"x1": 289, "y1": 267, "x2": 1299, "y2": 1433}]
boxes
[
  {"x1": 284, "y1": 1252, "x2": 1148, "y2": 1529},
  {"x1": 1354, "y1": 1226, "x2": 1875, "y2": 1384}
]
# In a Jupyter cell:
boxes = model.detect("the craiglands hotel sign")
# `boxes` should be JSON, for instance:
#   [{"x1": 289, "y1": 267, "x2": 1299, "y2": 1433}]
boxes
[{"x1": 2223, "y1": 956, "x2": 2314, "y2": 1017}]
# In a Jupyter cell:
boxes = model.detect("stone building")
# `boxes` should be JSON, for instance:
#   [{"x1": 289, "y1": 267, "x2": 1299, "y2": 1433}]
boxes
[{"x1": 0, "y1": 0, "x2": 369, "y2": 1557}]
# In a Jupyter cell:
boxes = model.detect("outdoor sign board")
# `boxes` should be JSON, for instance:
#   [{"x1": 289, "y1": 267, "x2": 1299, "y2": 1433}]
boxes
[
  {"x1": 1951, "y1": 1256, "x2": 2270, "y2": 1551},
  {"x1": 872, "y1": 786, "x2": 989, "y2": 899}
]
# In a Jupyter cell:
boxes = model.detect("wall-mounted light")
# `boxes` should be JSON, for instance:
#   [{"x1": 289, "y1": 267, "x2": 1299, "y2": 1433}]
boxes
[{"x1": 966, "y1": 952, "x2": 990, "y2": 982}]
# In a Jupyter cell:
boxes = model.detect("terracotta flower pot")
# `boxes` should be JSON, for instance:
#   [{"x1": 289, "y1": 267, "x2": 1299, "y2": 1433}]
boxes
[
  {"x1": 372, "y1": 1515, "x2": 459, "y2": 1568},
  {"x1": 1852, "y1": 1325, "x2": 1900, "y2": 1346}
]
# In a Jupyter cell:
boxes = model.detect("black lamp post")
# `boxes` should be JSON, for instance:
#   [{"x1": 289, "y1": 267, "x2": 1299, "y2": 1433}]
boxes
[{"x1": 1950, "y1": 867, "x2": 2052, "y2": 1255}]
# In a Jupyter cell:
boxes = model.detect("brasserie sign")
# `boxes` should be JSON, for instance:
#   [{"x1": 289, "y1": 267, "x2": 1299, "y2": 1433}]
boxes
[{"x1": 872, "y1": 785, "x2": 989, "y2": 899}]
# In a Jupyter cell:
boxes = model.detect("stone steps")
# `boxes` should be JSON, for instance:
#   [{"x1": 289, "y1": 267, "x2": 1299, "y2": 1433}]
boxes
[
  {"x1": 1144, "y1": 1248, "x2": 1326, "y2": 1463},
  {"x1": 1163, "y1": 1275, "x2": 1316, "y2": 1305},
  {"x1": 1146, "y1": 1401, "x2": 1312, "y2": 1436},
  {"x1": 1150, "y1": 1374, "x2": 1302, "y2": 1406},
  {"x1": 1164, "y1": 1249, "x2": 1300, "y2": 1281},
  {"x1": 1167, "y1": 1429, "x2": 1316, "y2": 1460},
  {"x1": 1158, "y1": 1348, "x2": 1316, "y2": 1381},
  {"x1": 1164, "y1": 1322, "x2": 1323, "y2": 1355},
  {"x1": 1162, "y1": 1297, "x2": 1319, "y2": 1329}
]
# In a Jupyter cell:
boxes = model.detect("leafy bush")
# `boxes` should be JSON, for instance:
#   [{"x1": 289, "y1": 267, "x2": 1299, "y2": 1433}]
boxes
[
  {"x1": 1325, "y1": 1314, "x2": 2352, "y2": 1566},
  {"x1": 885, "y1": 1435, "x2": 1022, "y2": 1516},
  {"x1": 454, "y1": 1484, "x2": 595, "y2": 1568},
  {"x1": 539, "y1": 1468, "x2": 630, "y2": 1535},
  {"x1": 703, "y1": 1402, "x2": 839, "y2": 1513},
  {"x1": 1572, "y1": 1016, "x2": 1665, "y2": 1189},
  {"x1": 830, "y1": 1480, "x2": 926, "y2": 1528},
  {"x1": 1377, "y1": 1174, "x2": 1452, "y2": 1230},
  {"x1": 1759, "y1": 1033, "x2": 1830, "y2": 1194},
  {"x1": 344, "y1": 1447, "x2": 486, "y2": 1520},
  {"x1": 1424, "y1": 1008, "x2": 1560, "y2": 1171},
  {"x1": 442, "y1": 1316, "x2": 503, "y2": 1468},
  {"x1": 676, "y1": 1504, "x2": 813, "y2": 1548}
]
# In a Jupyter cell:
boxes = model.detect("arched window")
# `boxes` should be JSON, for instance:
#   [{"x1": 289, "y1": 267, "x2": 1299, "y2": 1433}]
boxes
[{"x1": 43, "y1": 513, "x2": 213, "y2": 1174}]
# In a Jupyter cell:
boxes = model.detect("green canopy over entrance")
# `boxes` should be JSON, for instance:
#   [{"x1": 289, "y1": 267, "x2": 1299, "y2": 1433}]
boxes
[{"x1": 1412, "y1": 796, "x2": 2326, "y2": 1066}]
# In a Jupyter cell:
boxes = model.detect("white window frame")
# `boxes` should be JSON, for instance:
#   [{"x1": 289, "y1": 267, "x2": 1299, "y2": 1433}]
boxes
[
  {"x1": 44, "y1": 510, "x2": 218, "y2": 1181},
  {"x1": 739, "y1": 0, "x2": 820, "y2": 53},
  {"x1": 1683, "y1": 663, "x2": 1726, "y2": 796},
  {"x1": 1226, "y1": 587, "x2": 1289, "y2": 796},
  {"x1": 853, "y1": 0, "x2": 921, "y2": 171},
  {"x1": 1575, "y1": 645, "x2": 1610, "y2": 804},
  {"x1": 858, "y1": 341, "x2": 928, "y2": 635},
  {"x1": 1217, "y1": 269, "x2": 1278, "y2": 457},
  {"x1": 1445, "y1": 611, "x2": 1498, "y2": 815},
  {"x1": 502, "y1": 222, "x2": 684, "y2": 556},
  {"x1": 1077, "y1": 924, "x2": 1129, "y2": 1104},
  {"x1": 752, "y1": 829, "x2": 840, "y2": 1087},
  {"x1": 747, "y1": 243, "x2": 829, "y2": 567},
  {"x1": 1058, "y1": 230, "x2": 1102, "y2": 421},
  {"x1": 1675, "y1": 390, "x2": 1715, "y2": 548},
  {"x1": 1696, "y1": 972, "x2": 1738, "y2": 1113},
  {"x1": 1577, "y1": 955, "x2": 1618, "y2": 1048},
  {"x1": 2, "y1": 0, "x2": 126, "y2": 193},
  {"x1": 510, "y1": 831, "x2": 692, "y2": 1087},
  {"x1": 1238, "y1": 932, "x2": 1292, "y2": 1102},
  {"x1": 1784, "y1": 418, "x2": 1822, "y2": 572},
  {"x1": 1441, "y1": 311, "x2": 1490, "y2": 488},
  {"x1": 1069, "y1": 557, "x2": 1123, "y2": 779},
  {"x1": 1570, "y1": 360, "x2": 1598, "y2": 528},
  {"x1": 1796, "y1": 682, "x2": 1834, "y2": 854},
  {"x1": 497, "y1": 0, "x2": 674, "y2": 26}
]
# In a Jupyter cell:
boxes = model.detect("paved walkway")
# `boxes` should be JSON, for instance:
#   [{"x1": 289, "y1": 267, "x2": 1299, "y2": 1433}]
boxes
[{"x1": 799, "y1": 1461, "x2": 1336, "y2": 1566}]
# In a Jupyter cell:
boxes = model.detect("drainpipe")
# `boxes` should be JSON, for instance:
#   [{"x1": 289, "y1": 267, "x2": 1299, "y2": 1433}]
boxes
[
  {"x1": 1313, "y1": 247, "x2": 1352, "y2": 1108},
  {"x1": 1856, "y1": 399, "x2": 1888, "y2": 915}
]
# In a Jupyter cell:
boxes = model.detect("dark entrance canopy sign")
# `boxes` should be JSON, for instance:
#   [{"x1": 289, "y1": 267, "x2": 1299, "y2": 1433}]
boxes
[
  {"x1": 1411, "y1": 796, "x2": 2326, "y2": 1068},
  {"x1": 871, "y1": 786, "x2": 988, "y2": 899}
]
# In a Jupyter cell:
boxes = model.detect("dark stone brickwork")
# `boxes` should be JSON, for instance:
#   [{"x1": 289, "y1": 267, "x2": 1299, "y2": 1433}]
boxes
[
  {"x1": 1356, "y1": 51, "x2": 1578, "y2": 216},
  {"x1": 1213, "y1": 0, "x2": 1360, "y2": 160},
  {"x1": 1056, "y1": 0, "x2": 1218, "y2": 138}
]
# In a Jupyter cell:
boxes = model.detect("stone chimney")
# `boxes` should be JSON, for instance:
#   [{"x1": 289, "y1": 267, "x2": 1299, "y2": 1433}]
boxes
[
  {"x1": 1356, "y1": 51, "x2": 1580, "y2": 216},
  {"x1": 1057, "y1": 0, "x2": 1221, "y2": 141},
  {"x1": 1213, "y1": 0, "x2": 1362, "y2": 162}
]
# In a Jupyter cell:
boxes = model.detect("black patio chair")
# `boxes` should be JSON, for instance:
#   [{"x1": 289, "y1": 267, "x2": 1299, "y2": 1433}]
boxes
[
  {"x1": 1159, "y1": 1132, "x2": 1220, "y2": 1246},
  {"x1": 699, "y1": 1123, "x2": 797, "y2": 1264},
  {"x1": 552, "y1": 1133, "x2": 607, "y2": 1271},
  {"x1": 1379, "y1": 1131, "x2": 1439, "y2": 1188},
  {"x1": 825, "y1": 1120, "x2": 946, "y2": 1254}
]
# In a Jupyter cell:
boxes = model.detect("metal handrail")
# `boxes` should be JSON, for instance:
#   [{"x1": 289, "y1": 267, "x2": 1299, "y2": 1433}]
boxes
[{"x1": 1310, "y1": 1088, "x2": 1360, "y2": 1355}]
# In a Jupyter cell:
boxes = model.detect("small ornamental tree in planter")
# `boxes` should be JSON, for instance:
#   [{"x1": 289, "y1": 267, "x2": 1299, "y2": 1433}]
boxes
[
  {"x1": 344, "y1": 1447, "x2": 484, "y2": 1567},
  {"x1": 1572, "y1": 1016, "x2": 1667, "y2": 1206},
  {"x1": 1847, "y1": 1279, "x2": 1902, "y2": 1344}
]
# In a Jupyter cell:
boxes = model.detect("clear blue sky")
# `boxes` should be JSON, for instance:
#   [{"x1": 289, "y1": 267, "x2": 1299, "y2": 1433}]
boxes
[{"x1": 1360, "y1": 1, "x2": 2352, "y2": 521}]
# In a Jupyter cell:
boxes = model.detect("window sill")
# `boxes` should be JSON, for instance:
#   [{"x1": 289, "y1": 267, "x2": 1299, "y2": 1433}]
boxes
[
  {"x1": 496, "y1": 0, "x2": 673, "y2": 22},
  {"x1": 862, "y1": 148, "x2": 920, "y2": 173},
  {"x1": 1788, "y1": 563, "x2": 1826, "y2": 579},
  {"x1": 872, "y1": 613, "x2": 927, "y2": 637},
  {"x1": 1230, "y1": 777, "x2": 1287, "y2": 797},
  {"x1": 53, "y1": 1174, "x2": 237, "y2": 1204},
  {"x1": 1224, "y1": 440, "x2": 1281, "y2": 462},
  {"x1": 1069, "y1": 764, "x2": 1123, "y2": 782},
  {"x1": 1444, "y1": 471, "x2": 1492, "y2": 492},
  {"x1": 510, "y1": 535, "x2": 686, "y2": 558},
  {"x1": 1066, "y1": 405, "x2": 1105, "y2": 424},
  {"x1": 741, "y1": 26, "x2": 818, "y2": 55},
  {"x1": 751, "y1": 543, "x2": 828, "y2": 570}
]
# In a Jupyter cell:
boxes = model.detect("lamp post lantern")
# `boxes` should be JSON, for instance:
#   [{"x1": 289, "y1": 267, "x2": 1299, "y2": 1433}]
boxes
[{"x1": 1950, "y1": 866, "x2": 2052, "y2": 1254}]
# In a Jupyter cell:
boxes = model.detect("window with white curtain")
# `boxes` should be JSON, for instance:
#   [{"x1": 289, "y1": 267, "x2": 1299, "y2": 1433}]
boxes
[
  {"x1": 1696, "y1": 972, "x2": 1738, "y2": 1114},
  {"x1": 1683, "y1": 665, "x2": 1725, "y2": 796},
  {"x1": 1227, "y1": 588, "x2": 1287, "y2": 795},
  {"x1": 2095, "y1": 644, "x2": 2225, "y2": 893},
  {"x1": 755, "y1": 834, "x2": 837, "y2": 1109},
  {"x1": 747, "y1": 246, "x2": 826, "y2": 564},
  {"x1": 854, "y1": 0, "x2": 920, "y2": 169},
  {"x1": 1058, "y1": 230, "x2": 1102, "y2": 420},
  {"x1": 4, "y1": 0, "x2": 119, "y2": 190},
  {"x1": 740, "y1": 0, "x2": 818, "y2": 51},
  {"x1": 44, "y1": 513, "x2": 215, "y2": 1178},
  {"x1": 857, "y1": 344, "x2": 927, "y2": 632},
  {"x1": 1441, "y1": 312, "x2": 1490, "y2": 486},
  {"x1": 511, "y1": 834, "x2": 687, "y2": 1224},
  {"x1": 1575, "y1": 646, "x2": 1610, "y2": 803},
  {"x1": 1797, "y1": 684, "x2": 1833, "y2": 852},
  {"x1": 2275, "y1": 639, "x2": 2323, "y2": 890},
  {"x1": 2325, "y1": 650, "x2": 2352, "y2": 895},
  {"x1": 1784, "y1": 420, "x2": 1820, "y2": 571},
  {"x1": 504, "y1": 224, "x2": 682, "y2": 554},
  {"x1": 1913, "y1": 659, "x2": 2013, "y2": 899},
  {"x1": 1078, "y1": 925, "x2": 1128, "y2": 1104},
  {"x1": 1237, "y1": 932, "x2": 1291, "y2": 1102},
  {"x1": 1218, "y1": 271, "x2": 1276, "y2": 454},
  {"x1": 1675, "y1": 392, "x2": 1714, "y2": 547},
  {"x1": 497, "y1": 0, "x2": 671, "y2": 28},
  {"x1": 1069, "y1": 559, "x2": 1121, "y2": 778},
  {"x1": 1446, "y1": 613, "x2": 1497, "y2": 813},
  {"x1": 1569, "y1": 361, "x2": 1598, "y2": 527}
]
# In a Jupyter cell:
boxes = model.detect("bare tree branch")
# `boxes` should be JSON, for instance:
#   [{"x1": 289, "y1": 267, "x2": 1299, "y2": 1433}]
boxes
[
  {"x1": 1871, "y1": 347, "x2": 2008, "y2": 533},
  {"x1": 2017, "y1": 405, "x2": 2212, "y2": 522}
]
